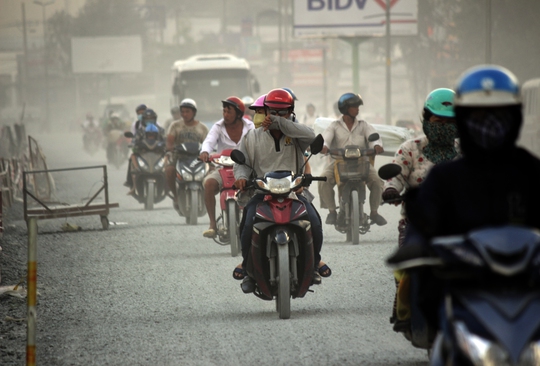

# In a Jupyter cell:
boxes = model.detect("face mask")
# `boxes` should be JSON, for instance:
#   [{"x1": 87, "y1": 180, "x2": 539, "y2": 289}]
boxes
[
  {"x1": 253, "y1": 113, "x2": 265, "y2": 128},
  {"x1": 137, "y1": 114, "x2": 143, "y2": 122},
  {"x1": 465, "y1": 110, "x2": 513, "y2": 150},
  {"x1": 422, "y1": 121, "x2": 457, "y2": 146}
]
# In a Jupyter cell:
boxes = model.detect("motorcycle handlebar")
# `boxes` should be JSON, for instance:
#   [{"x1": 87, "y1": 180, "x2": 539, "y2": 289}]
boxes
[{"x1": 311, "y1": 176, "x2": 327, "y2": 182}]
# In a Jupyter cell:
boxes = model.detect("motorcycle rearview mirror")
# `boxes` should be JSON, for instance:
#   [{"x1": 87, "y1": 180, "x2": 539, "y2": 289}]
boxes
[
  {"x1": 378, "y1": 163, "x2": 402, "y2": 180},
  {"x1": 368, "y1": 133, "x2": 380, "y2": 142},
  {"x1": 309, "y1": 134, "x2": 324, "y2": 155},
  {"x1": 124, "y1": 131, "x2": 134, "y2": 138},
  {"x1": 230, "y1": 149, "x2": 246, "y2": 165}
]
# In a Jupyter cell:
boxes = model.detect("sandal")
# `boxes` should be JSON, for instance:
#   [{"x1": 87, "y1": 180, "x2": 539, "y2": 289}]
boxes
[
  {"x1": 318, "y1": 263, "x2": 332, "y2": 278},
  {"x1": 203, "y1": 228, "x2": 217, "y2": 238},
  {"x1": 232, "y1": 267, "x2": 245, "y2": 280}
]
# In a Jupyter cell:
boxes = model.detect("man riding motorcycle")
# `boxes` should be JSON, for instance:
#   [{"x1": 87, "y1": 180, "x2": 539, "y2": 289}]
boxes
[
  {"x1": 127, "y1": 109, "x2": 164, "y2": 194},
  {"x1": 394, "y1": 65, "x2": 540, "y2": 335},
  {"x1": 165, "y1": 98, "x2": 209, "y2": 210},
  {"x1": 318, "y1": 93, "x2": 386, "y2": 226},
  {"x1": 199, "y1": 97, "x2": 254, "y2": 238},
  {"x1": 233, "y1": 88, "x2": 330, "y2": 292}
]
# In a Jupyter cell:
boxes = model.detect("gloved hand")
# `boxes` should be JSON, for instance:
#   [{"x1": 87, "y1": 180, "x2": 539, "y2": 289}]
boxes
[{"x1": 382, "y1": 188, "x2": 401, "y2": 205}]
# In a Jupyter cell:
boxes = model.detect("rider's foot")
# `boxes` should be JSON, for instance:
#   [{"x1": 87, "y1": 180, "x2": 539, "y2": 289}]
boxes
[
  {"x1": 203, "y1": 228, "x2": 217, "y2": 238},
  {"x1": 318, "y1": 261, "x2": 332, "y2": 277},
  {"x1": 312, "y1": 271, "x2": 322, "y2": 285},
  {"x1": 123, "y1": 181, "x2": 130, "y2": 187},
  {"x1": 325, "y1": 211, "x2": 337, "y2": 225},
  {"x1": 241, "y1": 276, "x2": 256, "y2": 293},
  {"x1": 126, "y1": 187, "x2": 136, "y2": 195},
  {"x1": 232, "y1": 265, "x2": 245, "y2": 280},
  {"x1": 370, "y1": 213, "x2": 387, "y2": 226},
  {"x1": 336, "y1": 211, "x2": 346, "y2": 226}
]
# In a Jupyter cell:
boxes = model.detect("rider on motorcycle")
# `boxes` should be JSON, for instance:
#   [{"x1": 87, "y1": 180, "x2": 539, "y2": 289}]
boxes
[
  {"x1": 394, "y1": 65, "x2": 540, "y2": 333},
  {"x1": 318, "y1": 93, "x2": 387, "y2": 226},
  {"x1": 127, "y1": 109, "x2": 165, "y2": 194},
  {"x1": 165, "y1": 98, "x2": 209, "y2": 209},
  {"x1": 382, "y1": 88, "x2": 460, "y2": 329},
  {"x1": 129, "y1": 104, "x2": 148, "y2": 137},
  {"x1": 199, "y1": 96, "x2": 254, "y2": 238},
  {"x1": 233, "y1": 88, "x2": 329, "y2": 292}
]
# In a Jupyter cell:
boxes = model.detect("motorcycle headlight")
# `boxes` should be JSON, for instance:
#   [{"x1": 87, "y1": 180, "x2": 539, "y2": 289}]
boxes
[
  {"x1": 137, "y1": 157, "x2": 148, "y2": 171},
  {"x1": 344, "y1": 148, "x2": 361, "y2": 158},
  {"x1": 194, "y1": 170, "x2": 206, "y2": 181},
  {"x1": 455, "y1": 321, "x2": 510, "y2": 366},
  {"x1": 180, "y1": 169, "x2": 193, "y2": 181},
  {"x1": 154, "y1": 157, "x2": 165, "y2": 170},
  {"x1": 267, "y1": 177, "x2": 292, "y2": 194},
  {"x1": 255, "y1": 179, "x2": 269, "y2": 191}
]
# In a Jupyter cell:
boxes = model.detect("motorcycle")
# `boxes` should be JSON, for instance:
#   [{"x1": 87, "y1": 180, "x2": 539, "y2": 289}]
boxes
[
  {"x1": 329, "y1": 133, "x2": 380, "y2": 244},
  {"x1": 210, "y1": 149, "x2": 242, "y2": 257},
  {"x1": 379, "y1": 163, "x2": 540, "y2": 365},
  {"x1": 124, "y1": 132, "x2": 167, "y2": 210},
  {"x1": 230, "y1": 134, "x2": 326, "y2": 319},
  {"x1": 175, "y1": 142, "x2": 208, "y2": 225},
  {"x1": 106, "y1": 129, "x2": 129, "y2": 168},
  {"x1": 82, "y1": 125, "x2": 102, "y2": 156}
]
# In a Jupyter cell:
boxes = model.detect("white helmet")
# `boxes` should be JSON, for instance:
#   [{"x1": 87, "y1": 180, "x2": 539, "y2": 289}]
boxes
[
  {"x1": 241, "y1": 96, "x2": 254, "y2": 108},
  {"x1": 179, "y1": 98, "x2": 197, "y2": 111}
]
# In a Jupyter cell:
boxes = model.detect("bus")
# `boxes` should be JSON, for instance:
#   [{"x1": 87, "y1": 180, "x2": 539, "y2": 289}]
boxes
[
  {"x1": 520, "y1": 78, "x2": 540, "y2": 158},
  {"x1": 171, "y1": 54, "x2": 260, "y2": 126}
]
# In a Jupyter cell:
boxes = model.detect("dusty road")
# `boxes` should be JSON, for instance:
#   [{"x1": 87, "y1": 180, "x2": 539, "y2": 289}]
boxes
[{"x1": 1, "y1": 131, "x2": 428, "y2": 365}]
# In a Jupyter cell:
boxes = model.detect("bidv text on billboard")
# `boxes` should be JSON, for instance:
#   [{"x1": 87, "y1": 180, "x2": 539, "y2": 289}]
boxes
[{"x1": 293, "y1": 0, "x2": 418, "y2": 38}]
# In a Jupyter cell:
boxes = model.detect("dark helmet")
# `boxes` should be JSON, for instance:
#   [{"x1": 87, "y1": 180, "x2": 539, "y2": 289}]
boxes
[
  {"x1": 454, "y1": 65, "x2": 522, "y2": 155},
  {"x1": 135, "y1": 104, "x2": 147, "y2": 113},
  {"x1": 338, "y1": 93, "x2": 363, "y2": 115},
  {"x1": 264, "y1": 89, "x2": 295, "y2": 110},
  {"x1": 142, "y1": 109, "x2": 157, "y2": 125},
  {"x1": 282, "y1": 87, "x2": 298, "y2": 101},
  {"x1": 222, "y1": 96, "x2": 245, "y2": 118}
]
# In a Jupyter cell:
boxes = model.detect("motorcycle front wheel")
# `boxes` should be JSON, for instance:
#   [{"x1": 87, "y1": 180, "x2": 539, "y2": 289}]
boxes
[
  {"x1": 145, "y1": 180, "x2": 155, "y2": 210},
  {"x1": 350, "y1": 190, "x2": 360, "y2": 245},
  {"x1": 277, "y1": 242, "x2": 291, "y2": 319},
  {"x1": 188, "y1": 189, "x2": 198, "y2": 225},
  {"x1": 228, "y1": 200, "x2": 240, "y2": 257}
]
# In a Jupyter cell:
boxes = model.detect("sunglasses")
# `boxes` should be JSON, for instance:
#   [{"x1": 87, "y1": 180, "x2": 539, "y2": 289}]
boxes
[{"x1": 268, "y1": 109, "x2": 289, "y2": 116}]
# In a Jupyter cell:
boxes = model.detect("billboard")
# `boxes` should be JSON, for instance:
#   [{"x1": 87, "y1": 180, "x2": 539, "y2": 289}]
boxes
[
  {"x1": 293, "y1": 0, "x2": 418, "y2": 38},
  {"x1": 71, "y1": 36, "x2": 142, "y2": 74}
]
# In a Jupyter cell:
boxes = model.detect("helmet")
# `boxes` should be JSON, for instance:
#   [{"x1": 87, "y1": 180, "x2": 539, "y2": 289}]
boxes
[
  {"x1": 282, "y1": 88, "x2": 298, "y2": 101},
  {"x1": 454, "y1": 65, "x2": 521, "y2": 107},
  {"x1": 424, "y1": 88, "x2": 456, "y2": 118},
  {"x1": 135, "y1": 104, "x2": 147, "y2": 112},
  {"x1": 249, "y1": 94, "x2": 267, "y2": 110},
  {"x1": 145, "y1": 124, "x2": 159, "y2": 134},
  {"x1": 222, "y1": 96, "x2": 245, "y2": 117},
  {"x1": 264, "y1": 89, "x2": 294, "y2": 110},
  {"x1": 142, "y1": 109, "x2": 157, "y2": 124},
  {"x1": 179, "y1": 98, "x2": 197, "y2": 112},
  {"x1": 337, "y1": 93, "x2": 363, "y2": 114},
  {"x1": 241, "y1": 96, "x2": 255, "y2": 108}
]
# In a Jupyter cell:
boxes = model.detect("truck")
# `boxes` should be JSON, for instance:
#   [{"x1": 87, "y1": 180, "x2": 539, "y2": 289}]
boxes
[{"x1": 171, "y1": 54, "x2": 260, "y2": 125}]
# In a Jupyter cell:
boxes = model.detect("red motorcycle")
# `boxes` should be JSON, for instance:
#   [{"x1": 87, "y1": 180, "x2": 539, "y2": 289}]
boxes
[
  {"x1": 210, "y1": 149, "x2": 242, "y2": 257},
  {"x1": 230, "y1": 135, "x2": 326, "y2": 319}
]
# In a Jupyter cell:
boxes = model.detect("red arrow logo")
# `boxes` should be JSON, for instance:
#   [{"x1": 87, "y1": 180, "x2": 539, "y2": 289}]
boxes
[{"x1": 374, "y1": 0, "x2": 399, "y2": 10}]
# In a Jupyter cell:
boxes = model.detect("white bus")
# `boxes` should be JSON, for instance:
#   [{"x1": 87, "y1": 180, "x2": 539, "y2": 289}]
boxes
[
  {"x1": 171, "y1": 54, "x2": 260, "y2": 125},
  {"x1": 520, "y1": 78, "x2": 540, "y2": 158}
]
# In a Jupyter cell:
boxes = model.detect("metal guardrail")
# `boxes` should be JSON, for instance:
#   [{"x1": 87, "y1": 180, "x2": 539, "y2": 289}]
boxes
[{"x1": 23, "y1": 165, "x2": 119, "y2": 230}]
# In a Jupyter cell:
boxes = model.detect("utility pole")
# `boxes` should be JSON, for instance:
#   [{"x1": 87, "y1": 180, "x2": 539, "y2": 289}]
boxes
[
  {"x1": 21, "y1": 3, "x2": 29, "y2": 103},
  {"x1": 385, "y1": 0, "x2": 391, "y2": 125},
  {"x1": 34, "y1": 0, "x2": 55, "y2": 131},
  {"x1": 485, "y1": 0, "x2": 492, "y2": 63}
]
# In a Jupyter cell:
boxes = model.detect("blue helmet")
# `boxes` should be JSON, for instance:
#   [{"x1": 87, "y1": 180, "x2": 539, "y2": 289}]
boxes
[
  {"x1": 282, "y1": 87, "x2": 298, "y2": 101},
  {"x1": 454, "y1": 65, "x2": 521, "y2": 107},
  {"x1": 145, "y1": 124, "x2": 159, "y2": 134}
]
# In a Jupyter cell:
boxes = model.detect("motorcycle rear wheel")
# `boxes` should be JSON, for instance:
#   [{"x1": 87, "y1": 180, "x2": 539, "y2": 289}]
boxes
[
  {"x1": 277, "y1": 243, "x2": 291, "y2": 319},
  {"x1": 228, "y1": 200, "x2": 240, "y2": 257},
  {"x1": 350, "y1": 190, "x2": 360, "y2": 245}
]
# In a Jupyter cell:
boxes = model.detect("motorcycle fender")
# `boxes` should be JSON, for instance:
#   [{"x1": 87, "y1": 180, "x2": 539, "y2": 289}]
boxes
[
  {"x1": 187, "y1": 182, "x2": 201, "y2": 190},
  {"x1": 220, "y1": 190, "x2": 237, "y2": 210}
]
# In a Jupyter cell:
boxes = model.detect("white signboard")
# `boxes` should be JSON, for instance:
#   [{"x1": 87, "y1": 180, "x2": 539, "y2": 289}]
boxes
[
  {"x1": 71, "y1": 36, "x2": 142, "y2": 73},
  {"x1": 293, "y1": 0, "x2": 417, "y2": 38}
]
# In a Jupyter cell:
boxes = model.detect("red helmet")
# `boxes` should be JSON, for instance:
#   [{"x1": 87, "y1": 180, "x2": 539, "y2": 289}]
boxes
[
  {"x1": 222, "y1": 96, "x2": 245, "y2": 116},
  {"x1": 264, "y1": 89, "x2": 294, "y2": 110}
]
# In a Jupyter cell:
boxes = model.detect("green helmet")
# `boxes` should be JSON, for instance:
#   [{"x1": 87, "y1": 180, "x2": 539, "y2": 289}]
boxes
[{"x1": 424, "y1": 88, "x2": 456, "y2": 118}]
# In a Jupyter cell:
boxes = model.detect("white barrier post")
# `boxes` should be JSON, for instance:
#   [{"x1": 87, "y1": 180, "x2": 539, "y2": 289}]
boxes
[{"x1": 26, "y1": 217, "x2": 37, "y2": 366}]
